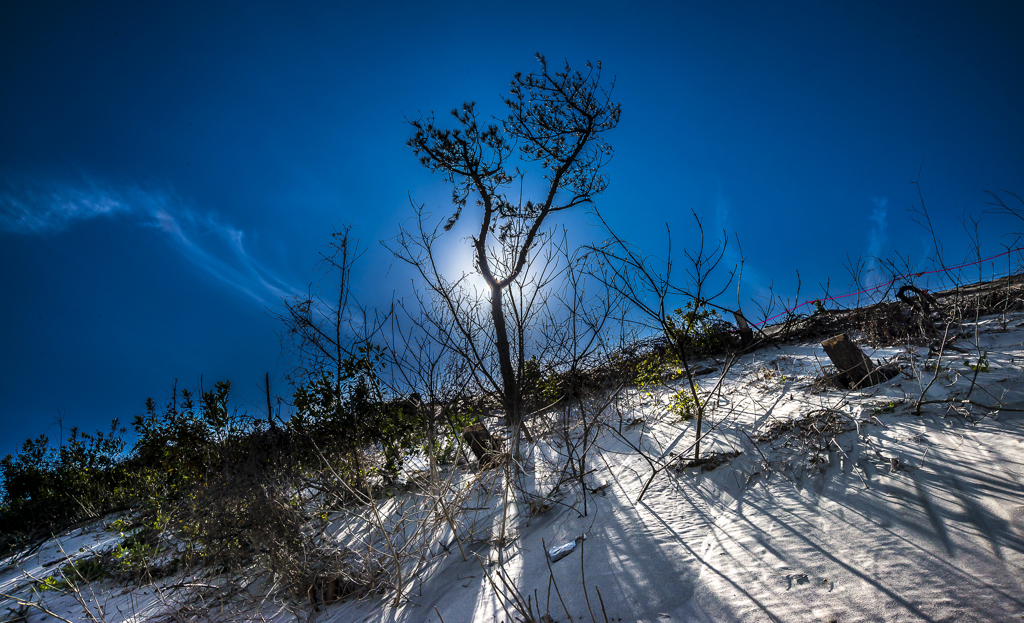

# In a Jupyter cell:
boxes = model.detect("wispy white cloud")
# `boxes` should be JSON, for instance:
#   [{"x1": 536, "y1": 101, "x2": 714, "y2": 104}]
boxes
[
  {"x1": 866, "y1": 197, "x2": 888, "y2": 258},
  {"x1": 864, "y1": 197, "x2": 888, "y2": 286},
  {"x1": 0, "y1": 177, "x2": 132, "y2": 233},
  {"x1": 0, "y1": 174, "x2": 300, "y2": 305}
]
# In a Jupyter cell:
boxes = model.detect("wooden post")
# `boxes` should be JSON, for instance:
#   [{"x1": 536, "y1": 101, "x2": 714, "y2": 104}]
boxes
[
  {"x1": 265, "y1": 372, "x2": 275, "y2": 429},
  {"x1": 462, "y1": 422, "x2": 501, "y2": 469},
  {"x1": 821, "y1": 333, "x2": 886, "y2": 388}
]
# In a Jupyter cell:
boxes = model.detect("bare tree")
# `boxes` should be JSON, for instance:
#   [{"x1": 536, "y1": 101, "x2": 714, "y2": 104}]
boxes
[
  {"x1": 394, "y1": 55, "x2": 621, "y2": 447},
  {"x1": 592, "y1": 210, "x2": 737, "y2": 462},
  {"x1": 388, "y1": 202, "x2": 563, "y2": 459},
  {"x1": 275, "y1": 225, "x2": 364, "y2": 400},
  {"x1": 273, "y1": 226, "x2": 402, "y2": 487}
]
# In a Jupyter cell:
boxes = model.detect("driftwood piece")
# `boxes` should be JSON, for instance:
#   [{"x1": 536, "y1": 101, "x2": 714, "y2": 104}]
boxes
[
  {"x1": 821, "y1": 333, "x2": 886, "y2": 388},
  {"x1": 896, "y1": 284, "x2": 939, "y2": 337},
  {"x1": 462, "y1": 423, "x2": 501, "y2": 469},
  {"x1": 896, "y1": 285, "x2": 935, "y2": 316}
]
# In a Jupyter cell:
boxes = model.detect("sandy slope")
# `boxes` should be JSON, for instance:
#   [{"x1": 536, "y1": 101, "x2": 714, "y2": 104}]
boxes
[{"x1": 3, "y1": 314, "x2": 1023, "y2": 622}]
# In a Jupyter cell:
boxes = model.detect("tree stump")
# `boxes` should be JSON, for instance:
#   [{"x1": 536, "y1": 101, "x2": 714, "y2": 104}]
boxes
[
  {"x1": 821, "y1": 333, "x2": 886, "y2": 388},
  {"x1": 733, "y1": 310, "x2": 754, "y2": 349},
  {"x1": 462, "y1": 423, "x2": 501, "y2": 469}
]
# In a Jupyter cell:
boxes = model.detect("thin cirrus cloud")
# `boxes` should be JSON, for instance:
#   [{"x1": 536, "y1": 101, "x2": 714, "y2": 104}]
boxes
[
  {"x1": 863, "y1": 196, "x2": 888, "y2": 286},
  {"x1": 0, "y1": 174, "x2": 301, "y2": 305},
  {"x1": 0, "y1": 176, "x2": 132, "y2": 233},
  {"x1": 866, "y1": 197, "x2": 888, "y2": 259}
]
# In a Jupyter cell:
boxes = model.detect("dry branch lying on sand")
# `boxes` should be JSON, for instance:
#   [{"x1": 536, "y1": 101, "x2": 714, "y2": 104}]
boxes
[{"x1": 762, "y1": 273, "x2": 1024, "y2": 346}]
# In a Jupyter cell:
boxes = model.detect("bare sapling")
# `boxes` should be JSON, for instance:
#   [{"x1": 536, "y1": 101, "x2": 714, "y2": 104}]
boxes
[{"x1": 592, "y1": 209, "x2": 739, "y2": 464}]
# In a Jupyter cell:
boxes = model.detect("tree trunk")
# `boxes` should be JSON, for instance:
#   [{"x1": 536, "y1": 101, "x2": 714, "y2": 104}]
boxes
[
  {"x1": 489, "y1": 286, "x2": 520, "y2": 427},
  {"x1": 821, "y1": 333, "x2": 886, "y2": 388},
  {"x1": 462, "y1": 423, "x2": 501, "y2": 469}
]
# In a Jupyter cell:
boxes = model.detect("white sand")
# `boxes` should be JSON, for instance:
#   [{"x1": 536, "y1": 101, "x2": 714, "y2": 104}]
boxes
[{"x1": 4, "y1": 313, "x2": 1023, "y2": 622}]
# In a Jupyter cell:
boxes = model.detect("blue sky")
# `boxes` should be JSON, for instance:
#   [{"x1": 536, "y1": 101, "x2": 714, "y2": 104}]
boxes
[{"x1": 2, "y1": 0, "x2": 1022, "y2": 457}]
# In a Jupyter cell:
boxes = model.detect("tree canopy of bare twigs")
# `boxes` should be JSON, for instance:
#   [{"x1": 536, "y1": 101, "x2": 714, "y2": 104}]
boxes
[{"x1": 388, "y1": 54, "x2": 621, "y2": 446}]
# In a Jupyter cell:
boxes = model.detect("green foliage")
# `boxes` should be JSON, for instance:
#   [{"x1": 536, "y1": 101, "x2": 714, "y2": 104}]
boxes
[
  {"x1": 0, "y1": 356, "x2": 430, "y2": 566},
  {"x1": 74, "y1": 381, "x2": 288, "y2": 578},
  {"x1": 159, "y1": 430, "x2": 309, "y2": 576},
  {"x1": 1, "y1": 340, "x2": 433, "y2": 594},
  {"x1": 112, "y1": 536, "x2": 164, "y2": 575},
  {"x1": 872, "y1": 400, "x2": 901, "y2": 415},
  {"x1": 667, "y1": 390, "x2": 698, "y2": 421},
  {"x1": 665, "y1": 301, "x2": 737, "y2": 359},
  {"x1": 0, "y1": 420, "x2": 129, "y2": 552},
  {"x1": 633, "y1": 355, "x2": 701, "y2": 420},
  {"x1": 201, "y1": 381, "x2": 232, "y2": 431},
  {"x1": 35, "y1": 514, "x2": 174, "y2": 590},
  {"x1": 635, "y1": 354, "x2": 672, "y2": 398},
  {"x1": 520, "y1": 356, "x2": 567, "y2": 411},
  {"x1": 433, "y1": 409, "x2": 479, "y2": 466},
  {"x1": 109, "y1": 512, "x2": 170, "y2": 576},
  {"x1": 289, "y1": 344, "x2": 426, "y2": 486},
  {"x1": 129, "y1": 382, "x2": 237, "y2": 498},
  {"x1": 520, "y1": 356, "x2": 543, "y2": 408},
  {"x1": 969, "y1": 351, "x2": 990, "y2": 372},
  {"x1": 628, "y1": 301, "x2": 731, "y2": 427},
  {"x1": 39, "y1": 556, "x2": 108, "y2": 591}
]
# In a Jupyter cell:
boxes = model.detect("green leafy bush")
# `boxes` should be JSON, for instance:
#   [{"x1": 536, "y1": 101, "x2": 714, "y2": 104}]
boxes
[
  {"x1": 969, "y1": 351, "x2": 990, "y2": 372},
  {"x1": 1, "y1": 338, "x2": 435, "y2": 595},
  {"x1": 431, "y1": 409, "x2": 478, "y2": 466},
  {"x1": 667, "y1": 390, "x2": 698, "y2": 421},
  {"x1": 636, "y1": 353, "x2": 672, "y2": 391},
  {"x1": 129, "y1": 381, "x2": 240, "y2": 497},
  {"x1": 289, "y1": 345, "x2": 426, "y2": 487},
  {"x1": 521, "y1": 356, "x2": 570, "y2": 411},
  {"x1": 39, "y1": 556, "x2": 108, "y2": 591},
  {"x1": 629, "y1": 301, "x2": 735, "y2": 406},
  {"x1": 665, "y1": 301, "x2": 737, "y2": 359},
  {"x1": 0, "y1": 421, "x2": 130, "y2": 554},
  {"x1": 110, "y1": 514, "x2": 170, "y2": 577}
]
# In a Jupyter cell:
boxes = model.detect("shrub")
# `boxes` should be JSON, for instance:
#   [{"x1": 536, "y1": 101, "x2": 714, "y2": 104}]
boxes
[
  {"x1": 129, "y1": 381, "x2": 240, "y2": 495},
  {"x1": 520, "y1": 356, "x2": 570, "y2": 412},
  {"x1": 2, "y1": 359, "x2": 429, "y2": 597},
  {"x1": 289, "y1": 345, "x2": 426, "y2": 488},
  {"x1": 666, "y1": 390, "x2": 698, "y2": 421},
  {"x1": 0, "y1": 421, "x2": 130, "y2": 554},
  {"x1": 431, "y1": 409, "x2": 478, "y2": 466},
  {"x1": 969, "y1": 351, "x2": 990, "y2": 372},
  {"x1": 635, "y1": 354, "x2": 672, "y2": 398},
  {"x1": 39, "y1": 555, "x2": 108, "y2": 592},
  {"x1": 110, "y1": 513, "x2": 172, "y2": 579},
  {"x1": 665, "y1": 301, "x2": 737, "y2": 359}
]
